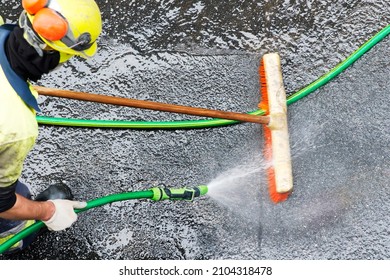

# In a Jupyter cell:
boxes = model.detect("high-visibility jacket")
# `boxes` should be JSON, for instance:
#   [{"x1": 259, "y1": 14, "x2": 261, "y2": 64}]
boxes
[
  {"x1": 0, "y1": 24, "x2": 40, "y2": 251},
  {"x1": 0, "y1": 24, "x2": 39, "y2": 189}
]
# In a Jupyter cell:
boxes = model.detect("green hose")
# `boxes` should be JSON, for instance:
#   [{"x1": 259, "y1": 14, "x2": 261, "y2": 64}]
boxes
[
  {"x1": 0, "y1": 186, "x2": 207, "y2": 254},
  {"x1": 287, "y1": 24, "x2": 390, "y2": 105},
  {"x1": 0, "y1": 190, "x2": 152, "y2": 254},
  {"x1": 36, "y1": 25, "x2": 390, "y2": 129}
]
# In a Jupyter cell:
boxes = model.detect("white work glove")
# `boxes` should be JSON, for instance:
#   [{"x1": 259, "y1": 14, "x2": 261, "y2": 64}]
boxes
[{"x1": 43, "y1": 200, "x2": 87, "y2": 231}]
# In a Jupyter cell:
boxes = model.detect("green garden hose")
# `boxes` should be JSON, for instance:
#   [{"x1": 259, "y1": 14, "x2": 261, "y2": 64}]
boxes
[
  {"x1": 287, "y1": 24, "x2": 390, "y2": 105},
  {"x1": 36, "y1": 24, "x2": 390, "y2": 129},
  {"x1": 0, "y1": 186, "x2": 208, "y2": 254}
]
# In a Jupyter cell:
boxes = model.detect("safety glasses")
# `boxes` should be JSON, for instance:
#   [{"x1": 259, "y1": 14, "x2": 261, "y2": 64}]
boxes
[
  {"x1": 18, "y1": 11, "x2": 47, "y2": 56},
  {"x1": 20, "y1": 0, "x2": 92, "y2": 52}
]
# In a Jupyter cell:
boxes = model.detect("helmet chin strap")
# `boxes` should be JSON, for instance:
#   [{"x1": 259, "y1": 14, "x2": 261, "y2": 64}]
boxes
[{"x1": 5, "y1": 26, "x2": 60, "y2": 82}]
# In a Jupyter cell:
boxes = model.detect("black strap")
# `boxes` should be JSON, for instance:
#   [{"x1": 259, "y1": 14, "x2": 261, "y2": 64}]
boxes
[{"x1": 0, "y1": 181, "x2": 17, "y2": 213}]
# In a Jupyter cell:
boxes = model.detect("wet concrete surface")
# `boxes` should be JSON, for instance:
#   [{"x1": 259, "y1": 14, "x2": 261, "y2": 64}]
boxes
[{"x1": 1, "y1": 0, "x2": 389, "y2": 259}]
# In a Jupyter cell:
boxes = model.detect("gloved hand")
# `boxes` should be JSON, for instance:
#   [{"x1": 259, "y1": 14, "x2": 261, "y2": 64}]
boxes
[{"x1": 43, "y1": 200, "x2": 87, "y2": 231}]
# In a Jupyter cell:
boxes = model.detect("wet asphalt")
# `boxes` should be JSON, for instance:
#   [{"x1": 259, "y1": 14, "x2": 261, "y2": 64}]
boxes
[{"x1": 1, "y1": 0, "x2": 389, "y2": 260}]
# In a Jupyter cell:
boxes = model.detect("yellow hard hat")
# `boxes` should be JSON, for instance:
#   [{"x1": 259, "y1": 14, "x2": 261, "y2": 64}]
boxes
[{"x1": 20, "y1": 0, "x2": 102, "y2": 58}]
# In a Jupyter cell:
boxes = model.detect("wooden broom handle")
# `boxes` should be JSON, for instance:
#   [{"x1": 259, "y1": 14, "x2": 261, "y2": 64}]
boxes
[{"x1": 33, "y1": 86, "x2": 270, "y2": 125}]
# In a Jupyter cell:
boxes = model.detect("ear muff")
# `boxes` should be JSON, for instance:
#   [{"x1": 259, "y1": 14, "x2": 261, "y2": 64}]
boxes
[
  {"x1": 22, "y1": 0, "x2": 49, "y2": 15},
  {"x1": 32, "y1": 8, "x2": 68, "y2": 41}
]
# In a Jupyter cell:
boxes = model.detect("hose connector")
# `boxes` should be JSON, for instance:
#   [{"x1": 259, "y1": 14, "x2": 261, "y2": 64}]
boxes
[{"x1": 150, "y1": 185, "x2": 208, "y2": 201}]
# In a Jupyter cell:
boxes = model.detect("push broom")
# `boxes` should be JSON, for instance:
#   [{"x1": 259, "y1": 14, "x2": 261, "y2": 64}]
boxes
[
  {"x1": 33, "y1": 52, "x2": 293, "y2": 203},
  {"x1": 259, "y1": 53, "x2": 293, "y2": 203}
]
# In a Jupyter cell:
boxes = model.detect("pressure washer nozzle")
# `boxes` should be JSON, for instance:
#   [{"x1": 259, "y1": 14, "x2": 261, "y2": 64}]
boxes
[
  {"x1": 150, "y1": 185, "x2": 208, "y2": 201},
  {"x1": 196, "y1": 185, "x2": 208, "y2": 196}
]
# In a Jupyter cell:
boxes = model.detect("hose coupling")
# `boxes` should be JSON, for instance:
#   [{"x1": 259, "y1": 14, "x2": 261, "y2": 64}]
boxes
[{"x1": 150, "y1": 185, "x2": 208, "y2": 201}]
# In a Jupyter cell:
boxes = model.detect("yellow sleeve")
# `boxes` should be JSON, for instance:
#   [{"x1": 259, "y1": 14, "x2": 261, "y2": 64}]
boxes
[
  {"x1": 0, "y1": 77, "x2": 39, "y2": 188},
  {"x1": 0, "y1": 139, "x2": 35, "y2": 188}
]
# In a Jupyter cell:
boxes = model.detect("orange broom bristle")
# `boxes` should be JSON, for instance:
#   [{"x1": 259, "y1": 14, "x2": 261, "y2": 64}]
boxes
[
  {"x1": 258, "y1": 60, "x2": 269, "y2": 113},
  {"x1": 259, "y1": 59, "x2": 290, "y2": 203}
]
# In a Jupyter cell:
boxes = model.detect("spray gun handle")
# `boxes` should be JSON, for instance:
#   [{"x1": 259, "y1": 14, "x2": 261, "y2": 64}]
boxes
[{"x1": 150, "y1": 185, "x2": 208, "y2": 201}]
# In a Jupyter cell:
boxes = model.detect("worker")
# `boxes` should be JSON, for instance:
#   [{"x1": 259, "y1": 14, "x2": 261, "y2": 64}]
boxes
[{"x1": 0, "y1": 0, "x2": 102, "y2": 254}]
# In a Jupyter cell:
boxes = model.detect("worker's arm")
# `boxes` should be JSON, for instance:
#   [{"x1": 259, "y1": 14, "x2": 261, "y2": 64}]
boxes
[
  {"x1": 0, "y1": 194, "x2": 55, "y2": 221},
  {"x1": 0, "y1": 131, "x2": 86, "y2": 231},
  {"x1": 0, "y1": 144, "x2": 86, "y2": 231},
  {"x1": 0, "y1": 191, "x2": 86, "y2": 231}
]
